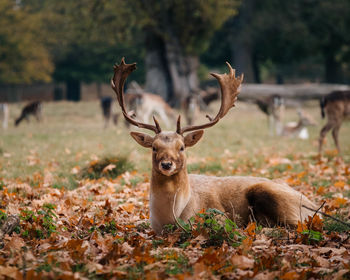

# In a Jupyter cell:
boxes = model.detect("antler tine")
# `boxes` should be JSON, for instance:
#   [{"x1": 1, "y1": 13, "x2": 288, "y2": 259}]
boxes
[
  {"x1": 153, "y1": 116, "x2": 162, "y2": 133},
  {"x1": 179, "y1": 62, "x2": 243, "y2": 135},
  {"x1": 176, "y1": 115, "x2": 181, "y2": 134},
  {"x1": 111, "y1": 58, "x2": 161, "y2": 134}
]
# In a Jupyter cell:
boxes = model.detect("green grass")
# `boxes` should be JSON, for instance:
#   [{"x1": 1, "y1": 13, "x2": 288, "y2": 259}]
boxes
[{"x1": 0, "y1": 100, "x2": 349, "y2": 186}]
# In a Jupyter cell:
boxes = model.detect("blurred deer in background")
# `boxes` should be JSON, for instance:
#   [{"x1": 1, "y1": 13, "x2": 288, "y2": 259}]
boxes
[
  {"x1": 182, "y1": 94, "x2": 201, "y2": 125},
  {"x1": 15, "y1": 101, "x2": 42, "y2": 127},
  {"x1": 281, "y1": 109, "x2": 316, "y2": 139},
  {"x1": 100, "y1": 96, "x2": 119, "y2": 128},
  {"x1": 182, "y1": 88, "x2": 219, "y2": 125},
  {"x1": 124, "y1": 92, "x2": 176, "y2": 128},
  {"x1": 111, "y1": 58, "x2": 316, "y2": 234},
  {"x1": 256, "y1": 94, "x2": 285, "y2": 136},
  {"x1": 0, "y1": 103, "x2": 9, "y2": 129},
  {"x1": 319, "y1": 90, "x2": 350, "y2": 154}
]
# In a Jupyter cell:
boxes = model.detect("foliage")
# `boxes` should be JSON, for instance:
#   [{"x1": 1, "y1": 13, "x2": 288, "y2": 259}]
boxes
[
  {"x1": 0, "y1": 0, "x2": 53, "y2": 84},
  {"x1": 80, "y1": 156, "x2": 134, "y2": 179},
  {"x1": 20, "y1": 203, "x2": 57, "y2": 239},
  {"x1": 175, "y1": 208, "x2": 243, "y2": 248},
  {"x1": 128, "y1": 0, "x2": 239, "y2": 55}
]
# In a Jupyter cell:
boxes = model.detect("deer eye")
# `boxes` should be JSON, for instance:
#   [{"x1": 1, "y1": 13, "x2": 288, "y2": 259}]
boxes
[
  {"x1": 180, "y1": 146, "x2": 184, "y2": 152},
  {"x1": 152, "y1": 147, "x2": 157, "y2": 152}
]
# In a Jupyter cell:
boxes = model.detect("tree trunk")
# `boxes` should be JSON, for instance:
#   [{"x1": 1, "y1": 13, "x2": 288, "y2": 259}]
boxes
[
  {"x1": 232, "y1": 42, "x2": 255, "y2": 82},
  {"x1": 66, "y1": 80, "x2": 81, "y2": 101},
  {"x1": 144, "y1": 31, "x2": 199, "y2": 106},
  {"x1": 324, "y1": 51, "x2": 343, "y2": 83},
  {"x1": 144, "y1": 32, "x2": 172, "y2": 101},
  {"x1": 230, "y1": 0, "x2": 256, "y2": 83},
  {"x1": 165, "y1": 40, "x2": 199, "y2": 106}
]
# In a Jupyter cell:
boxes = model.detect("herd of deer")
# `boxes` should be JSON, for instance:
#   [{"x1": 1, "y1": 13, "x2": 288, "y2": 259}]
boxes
[
  {"x1": 110, "y1": 58, "x2": 349, "y2": 234},
  {"x1": 0, "y1": 58, "x2": 348, "y2": 234}
]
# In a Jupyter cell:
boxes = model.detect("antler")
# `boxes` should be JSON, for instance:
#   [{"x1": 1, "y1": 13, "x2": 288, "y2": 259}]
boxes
[
  {"x1": 177, "y1": 62, "x2": 243, "y2": 134},
  {"x1": 111, "y1": 58, "x2": 161, "y2": 134}
]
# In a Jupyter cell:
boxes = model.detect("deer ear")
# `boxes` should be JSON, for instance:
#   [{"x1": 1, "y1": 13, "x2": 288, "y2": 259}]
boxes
[
  {"x1": 184, "y1": 130, "x2": 204, "y2": 147},
  {"x1": 130, "y1": 132, "x2": 154, "y2": 148}
]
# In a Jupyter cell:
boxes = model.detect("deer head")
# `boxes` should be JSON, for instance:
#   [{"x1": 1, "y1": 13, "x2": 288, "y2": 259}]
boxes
[{"x1": 111, "y1": 58, "x2": 243, "y2": 176}]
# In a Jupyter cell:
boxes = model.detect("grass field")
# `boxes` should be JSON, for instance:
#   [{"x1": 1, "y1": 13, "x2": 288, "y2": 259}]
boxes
[{"x1": 0, "y1": 100, "x2": 349, "y2": 184}]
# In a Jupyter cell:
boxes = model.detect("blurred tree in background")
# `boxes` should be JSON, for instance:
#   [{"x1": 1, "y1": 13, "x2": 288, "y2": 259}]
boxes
[
  {"x1": 126, "y1": 0, "x2": 239, "y2": 103},
  {"x1": 0, "y1": 0, "x2": 53, "y2": 84},
  {"x1": 1, "y1": 0, "x2": 350, "y2": 101}
]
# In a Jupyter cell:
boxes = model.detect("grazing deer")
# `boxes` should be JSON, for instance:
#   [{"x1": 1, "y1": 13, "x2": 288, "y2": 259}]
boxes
[
  {"x1": 182, "y1": 88, "x2": 219, "y2": 125},
  {"x1": 182, "y1": 94, "x2": 201, "y2": 125},
  {"x1": 15, "y1": 101, "x2": 42, "y2": 127},
  {"x1": 0, "y1": 103, "x2": 9, "y2": 129},
  {"x1": 100, "y1": 96, "x2": 119, "y2": 128},
  {"x1": 111, "y1": 58, "x2": 316, "y2": 234},
  {"x1": 319, "y1": 90, "x2": 350, "y2": 154},
  {"x1": 256, "y1": 94, "x2": 285, "y2": 136},
  {"x1": 282, "y1": 110, "x2": 316, "y2": 139}
]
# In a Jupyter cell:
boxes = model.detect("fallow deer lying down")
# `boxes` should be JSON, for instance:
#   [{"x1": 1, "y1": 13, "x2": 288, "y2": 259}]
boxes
[
  {"x1": 111, "y1": 58, "x2": 316, "y2": 234},
  {"x1": 281, "y1": 110, "x2": 317, "y2": 139},
  {"x1": 15, "y1": 101, "x2": 42, "y2": 127},
  {"x1": 319, "y1": 90, "x2": 350, "y2": 154},
  {"x1": 256, "y1": 94, "x2": 285, "y2": 136}
]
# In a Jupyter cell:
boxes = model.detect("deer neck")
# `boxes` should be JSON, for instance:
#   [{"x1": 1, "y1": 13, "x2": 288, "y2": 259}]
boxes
[{"x1": 150, "y1": 167, "x2": 191, "y2": 223}]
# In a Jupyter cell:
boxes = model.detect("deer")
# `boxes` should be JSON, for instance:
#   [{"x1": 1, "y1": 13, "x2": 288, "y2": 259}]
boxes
[
  {"x1": 256, "y1": 94, "x2": 285, "y2": 136},
  {"x1": 182, "y1": 88, "x2": 219, "y2": 125},
  {"x1": 319, "y1": 90, "x2": 350, "y2": 154},
  {"x1": 100, "y1": 96, "x2": 119, "y2": 128},
  {"x1": 15, "y1": 101, "x2": 42, "y2": 127},
  {"x1": 124, "y1": 92, "x2": 176, "y2": 128},
  {"x1": 0, "y1": 103, "x2": 9, "y2": 129},
  {"x1": 281, "y1": 109, "x2": 317, "y2": 139},
  {"x1": 111, "y1": 58, "x2": 316, "y2": 235}
]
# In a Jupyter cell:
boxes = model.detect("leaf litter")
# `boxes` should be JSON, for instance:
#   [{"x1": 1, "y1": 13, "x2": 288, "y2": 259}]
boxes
[{"x1": 0, "y1": 153, "x2": 349, "y2": 279}]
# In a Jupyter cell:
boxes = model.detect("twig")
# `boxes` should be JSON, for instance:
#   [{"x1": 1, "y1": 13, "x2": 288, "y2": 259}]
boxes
[
  {"x1": 308, "y1": 201, "x2": 326, "y2": 231},
  {"x1": 172, "y1": 191, "x2": 190, "y2": 234},
  {"x1": 302, "y1": 204, "x2": 350, "y2": 228},
  {"x1": 248, "y1": 206, "x2": 257, "y2": 224}
]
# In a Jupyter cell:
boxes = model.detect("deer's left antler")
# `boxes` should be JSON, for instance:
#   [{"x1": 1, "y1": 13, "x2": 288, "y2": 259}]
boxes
[{"x1": 177, "y1": 62, "x2": 243, "y2": 134}]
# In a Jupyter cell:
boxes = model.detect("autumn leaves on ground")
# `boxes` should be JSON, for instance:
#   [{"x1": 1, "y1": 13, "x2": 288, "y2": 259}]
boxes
[{"x1": 0, "y1": 101, "x2": 349, "y2": 279}]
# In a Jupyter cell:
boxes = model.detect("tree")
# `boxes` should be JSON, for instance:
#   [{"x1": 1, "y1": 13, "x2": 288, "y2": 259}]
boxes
[
  {"x1": 301, "y1": 0, "x2": 350, "y2": 83},
  {"x1": 128, "y1": 0, "x2": 239, "y2": 103},
  {"x1": 0, "y1": 0, "x2": 53, "y2": 85},
  {"x1": 24, "y1": 0, "x2": 144, "y2": 101}
]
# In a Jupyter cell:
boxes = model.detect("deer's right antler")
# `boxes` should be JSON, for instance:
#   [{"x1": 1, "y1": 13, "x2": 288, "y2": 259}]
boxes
[{"x1": 111, "y1": 58, "x2": 161, "y2": 134}]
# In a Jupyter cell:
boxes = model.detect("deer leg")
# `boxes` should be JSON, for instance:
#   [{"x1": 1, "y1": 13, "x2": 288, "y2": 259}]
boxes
[
  {"x1": 35, "y1": 112, "x2": 41, "y2": 122},
  {"x1": 268, "y1": 115, "x2": 274, "y2": 136},
  {"x1": 331, "y1": 123, "x2": 342, "y2": 154},
  {"x1": 319, "y1": 122, "x2": 334, "y2": 154}
]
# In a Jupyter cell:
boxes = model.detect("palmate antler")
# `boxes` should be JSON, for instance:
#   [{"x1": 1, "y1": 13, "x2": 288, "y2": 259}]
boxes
[
  {"x1": 112, "y1": 58, "x2": 243, "y2": 135},
  {"x1": 176, "y1": 62, "x2": 243, "y2": 134},
  {"x1": 111, "y1": 58, "x2": 161, "y2": 134}
]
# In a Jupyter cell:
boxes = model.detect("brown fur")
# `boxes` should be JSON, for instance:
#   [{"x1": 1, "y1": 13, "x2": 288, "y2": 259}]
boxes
[
  {"x1": 319, "y1": 90, "x2": 350, "y2": 154},
  {"x1": 132, "y1": 131, "x2": 316, "y2": 234}
]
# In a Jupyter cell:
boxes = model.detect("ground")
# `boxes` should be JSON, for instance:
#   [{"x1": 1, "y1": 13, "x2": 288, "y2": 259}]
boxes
[{"x1": 0, "y1": 100, "x2": 349, "y2": 279}]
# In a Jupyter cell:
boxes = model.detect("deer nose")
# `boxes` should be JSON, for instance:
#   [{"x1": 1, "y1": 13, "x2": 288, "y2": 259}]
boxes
[{"x1": 161, "y1": 161, "x2": 173, "y2": 170}]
